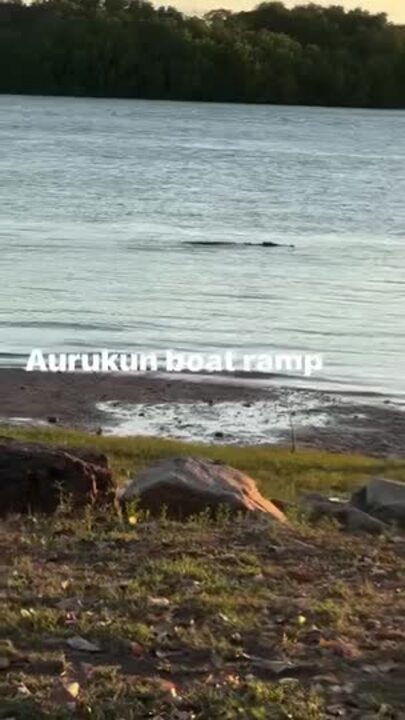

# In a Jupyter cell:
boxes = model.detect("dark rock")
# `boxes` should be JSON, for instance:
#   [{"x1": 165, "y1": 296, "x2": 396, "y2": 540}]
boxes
[
  {"x1": 302, "y1": 493, "x2": 387, "y2": 534},
  {"x1": 121, "y1": 456, "x2": 289, "y2": 522},
  {"x1": 0, "y1": 438, "x2": 115, "y2": 514},
  {"x1": 47, "y1": 416, "x2": 59, "y2": 424},
  {"x1": 351, "y1": 478, "x2": 405, "y2": 527}
]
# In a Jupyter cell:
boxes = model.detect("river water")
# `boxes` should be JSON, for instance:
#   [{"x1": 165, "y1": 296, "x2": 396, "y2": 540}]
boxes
[{"x1": 1, "y1": 95, "x2": 404, "y2": 397}]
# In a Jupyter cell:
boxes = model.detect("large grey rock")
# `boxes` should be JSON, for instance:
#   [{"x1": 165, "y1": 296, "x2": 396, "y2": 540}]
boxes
[
  {"x1": 351, "y1": 478, "x2": 405, "y2": 526},
  {"x1": 302, "y1": 493, "x2": 387, "y2": 534},
  {"x1": 121, "y1": 456, "x2": 288, "y2": 522},
  {"x1": 0, "y1": 438, "x2": 115, "y2": 514}
]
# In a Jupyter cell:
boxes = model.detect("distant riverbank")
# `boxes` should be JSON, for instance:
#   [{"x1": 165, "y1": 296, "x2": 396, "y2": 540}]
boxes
[
  {"x1": 1, "y1": 2, "x2": 405, "y2": 108},
  {"x1": 1, "y1": 368, "x2": 404, "y2": 458}
]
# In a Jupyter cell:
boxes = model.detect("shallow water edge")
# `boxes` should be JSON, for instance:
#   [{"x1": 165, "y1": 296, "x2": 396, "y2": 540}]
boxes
[{"x1": 0, "y1": 368, "x2": 404, "y2": 458}]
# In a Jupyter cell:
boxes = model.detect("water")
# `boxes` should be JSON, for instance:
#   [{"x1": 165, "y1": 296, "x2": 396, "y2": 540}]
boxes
[{"x1": 1, "y1": 94, "x2": 405, "y2": 396}]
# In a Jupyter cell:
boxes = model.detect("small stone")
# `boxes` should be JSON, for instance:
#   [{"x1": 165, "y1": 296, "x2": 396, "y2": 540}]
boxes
[
  {"x1": 66, "y1": 636, "x2": 101, "y2": 653},
  {"x1": 326, "y1": 705, "x2": 346, "y2": 717},
  {"x1": 17, "y1": 682, "x2": 32, "y2": 696},
  {"x1": 148, "y1": 597, "x2": 170, "y2": 609},
  {"x1": 279, "y1": 677, "x2": 300, "y2": 686},
  {"x1": 362, "y1": 665, "x2": 378, "y2": 674}
]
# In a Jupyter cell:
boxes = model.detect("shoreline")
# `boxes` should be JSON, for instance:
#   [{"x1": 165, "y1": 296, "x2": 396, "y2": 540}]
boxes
[{"x1": 0, "y1": 368, "x2": 404, "y2": 457}]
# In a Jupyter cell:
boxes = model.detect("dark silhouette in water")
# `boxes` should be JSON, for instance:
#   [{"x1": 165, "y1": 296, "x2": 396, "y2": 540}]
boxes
[{"x1": 184, "y1": 241, "x2": 295, "y2": 248}]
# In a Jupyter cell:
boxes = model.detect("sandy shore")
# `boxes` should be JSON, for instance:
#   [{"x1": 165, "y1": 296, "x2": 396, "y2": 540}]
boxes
[{"x1": 0, "y1": 368, "x2": 404, "y2": 457}]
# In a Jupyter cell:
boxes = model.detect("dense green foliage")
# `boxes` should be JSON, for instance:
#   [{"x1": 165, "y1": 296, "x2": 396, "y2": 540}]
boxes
[{"x1": 1, "y1": 0, "x2": 405, "y2": 106}]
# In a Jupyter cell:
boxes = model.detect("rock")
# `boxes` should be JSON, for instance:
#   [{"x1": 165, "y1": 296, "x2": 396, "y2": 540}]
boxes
[
  {"x1": 271, "y1": 498, "x2": 294, "y2": 513},
  {"x1": 302, "y1": 493, "x2": 387, "y2": 534},
  {"x1": 66, "y1": 636, "x2": 101, "y2": 652},
  {"x1": 0, "y1": 438, "x2": 115, "y2": 514},
  {"x1": 121, "y1": 456, "x2": 288, "y2": 522},
  {"x1": 351, "y1": 478, "x2": 405, "y2": 527},
  {"x1": 377, "y1": 503, "x2": 405, "y2": 526},
  {"x1": 148, "y1": 596, "x2": 170, "y2": 608}
]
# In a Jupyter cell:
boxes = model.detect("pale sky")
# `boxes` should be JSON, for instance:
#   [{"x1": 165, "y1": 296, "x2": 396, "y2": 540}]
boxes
[{"x1": 172, "y1": 0, "x2": 405, "y2": 24}]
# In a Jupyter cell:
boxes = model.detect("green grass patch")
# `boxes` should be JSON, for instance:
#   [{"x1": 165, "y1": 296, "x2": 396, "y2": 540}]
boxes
[{"x1": 2, "y1": 424, "x2": 405, "y2": 501}]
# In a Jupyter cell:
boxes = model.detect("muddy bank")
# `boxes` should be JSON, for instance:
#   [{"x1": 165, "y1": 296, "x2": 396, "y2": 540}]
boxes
[{"x1": 0, "y1": 368, "x2": 404, "y2": 458}]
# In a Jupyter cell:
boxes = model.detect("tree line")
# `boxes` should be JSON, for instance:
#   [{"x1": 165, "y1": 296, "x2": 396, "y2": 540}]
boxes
[{"x1": 1, "y1": 0, "x2": 404, "y2": 107}]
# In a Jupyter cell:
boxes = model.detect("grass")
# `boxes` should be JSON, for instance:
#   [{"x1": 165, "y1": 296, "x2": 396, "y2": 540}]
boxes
[
  {"x1": 0, "y1": 426, "x2": 405, "y2": 718},
  {"x1": 2, "y1": 424, "x2": 405, "y2": 500}
]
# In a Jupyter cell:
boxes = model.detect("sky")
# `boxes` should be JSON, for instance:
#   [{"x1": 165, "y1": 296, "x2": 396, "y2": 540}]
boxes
[{"x1": 172, "y1": 0, "x2": 405, "y2": 24}]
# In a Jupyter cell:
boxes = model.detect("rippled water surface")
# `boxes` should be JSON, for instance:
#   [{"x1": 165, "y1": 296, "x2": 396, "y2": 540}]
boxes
[{"x1": 1, "y1": 95, "x2": 404, "y2": 395}]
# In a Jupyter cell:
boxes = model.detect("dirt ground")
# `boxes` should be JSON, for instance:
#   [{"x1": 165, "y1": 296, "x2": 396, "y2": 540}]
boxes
[{"x1": 1, "y1": 511, "x2": 405, "y2": 719}]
